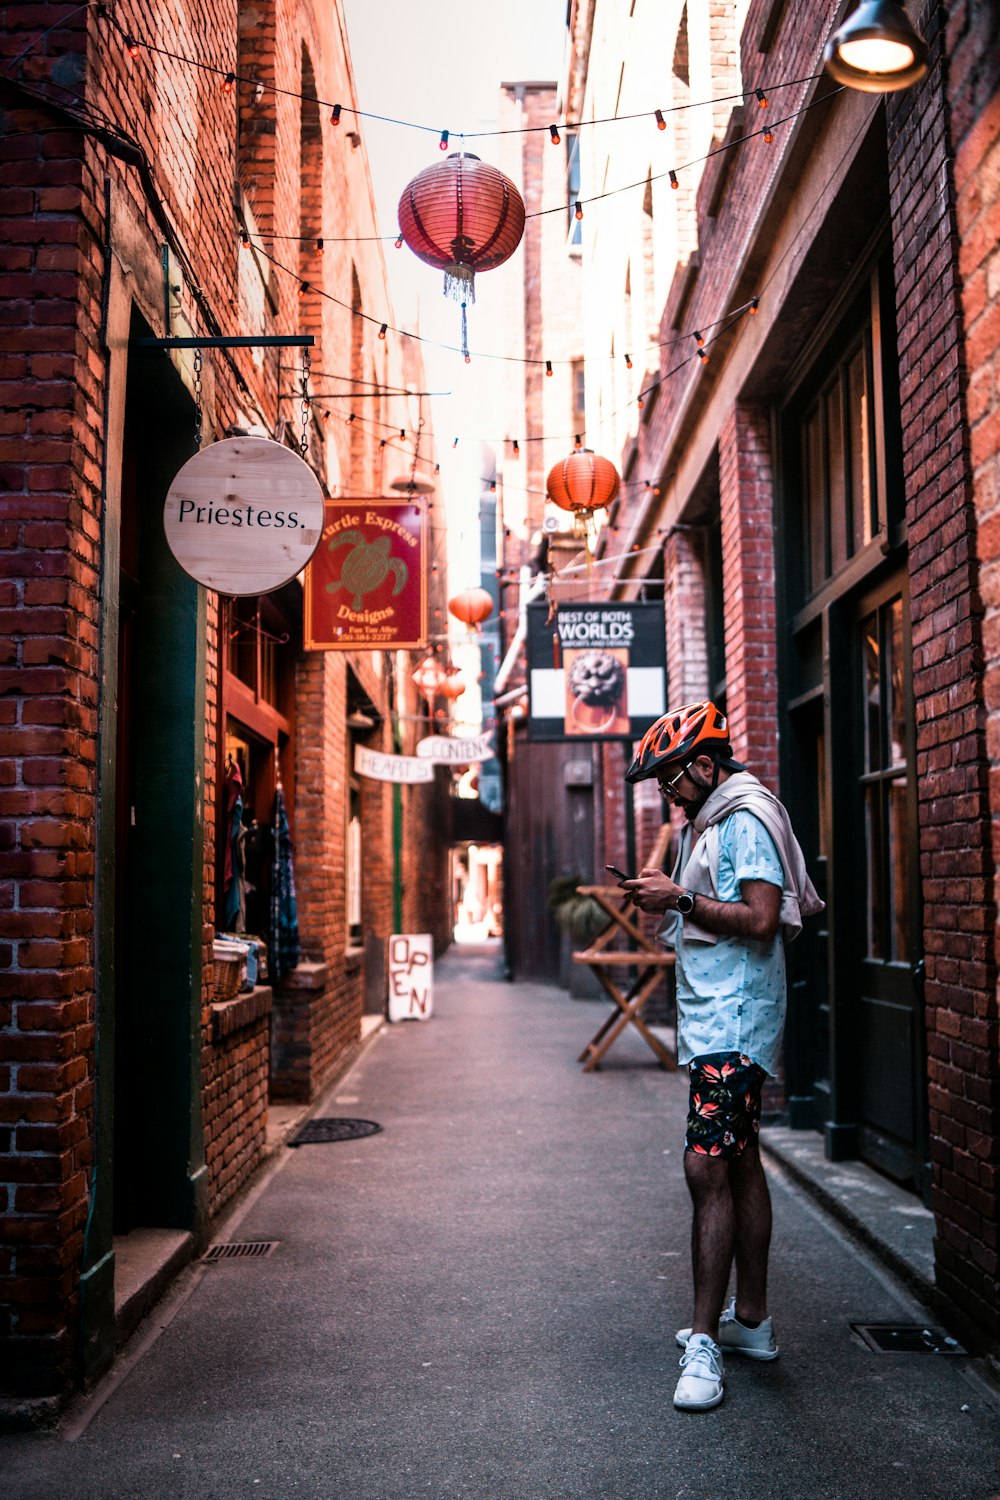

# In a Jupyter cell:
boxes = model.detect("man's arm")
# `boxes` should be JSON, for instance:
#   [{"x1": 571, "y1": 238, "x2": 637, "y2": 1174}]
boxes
[{"x1": 624, "y1": 869, "x2": 782, "y2": 942}]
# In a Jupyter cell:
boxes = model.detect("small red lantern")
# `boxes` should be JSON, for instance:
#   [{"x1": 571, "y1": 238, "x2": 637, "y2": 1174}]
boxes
[
  {"x1": 397, "y1": 153, "x2": 525, "y2": 358},
  {"x1": 412, "y1": 656, "x2": 447, "y2": 701},
  {"x1": 545, "y1": 450, "x2": 621, "y2": 514},
  {"x1": 447, "y1": 587, "x2": 494, "y2": 630}
]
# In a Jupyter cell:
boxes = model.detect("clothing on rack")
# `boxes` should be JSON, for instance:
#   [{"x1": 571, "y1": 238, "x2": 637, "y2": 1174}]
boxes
[
  {"x1": 270, "y1": 779, "x2": 300, "y2": 981},
  {"x1": 223, "y1": 757, "x2": 246, "y2": 932}
]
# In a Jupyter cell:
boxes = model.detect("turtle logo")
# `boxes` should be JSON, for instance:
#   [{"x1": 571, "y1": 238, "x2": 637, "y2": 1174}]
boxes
[{"x1": 325, "y1": 530, "x2": 408, "y2": 610}]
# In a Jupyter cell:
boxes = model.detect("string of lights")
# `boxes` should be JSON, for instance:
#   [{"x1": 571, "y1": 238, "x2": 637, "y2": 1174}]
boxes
[
  {"x1": 233, "y1": 91, "x2": 841, "y2": 252},
  {"x1": 102, "y1": 11, "x2": 821, "y2": 147},
  {"x1": 595, "y1": 100, "x2": 886, "y2": 591},
  {"x1": 529, "y1": 89, "x2": 843, "y2": 223},
  {"x1": 259, "y1": 237, "x2": 758, "y2": 379},
  {"x1": 278, "y1": 368, "x2": 452, "y2": 397},
  {"x1": 287, "y1": 299, "x2": 750, "y2": 479},
  {"x1": 99, "y1": 11, "x2": 840, "y2": 264}
]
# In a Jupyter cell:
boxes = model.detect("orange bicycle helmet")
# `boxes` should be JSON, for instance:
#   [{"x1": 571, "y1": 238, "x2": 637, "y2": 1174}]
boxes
[{"x1": 625, "y1": 700, "x2": 743, "y2": 782}]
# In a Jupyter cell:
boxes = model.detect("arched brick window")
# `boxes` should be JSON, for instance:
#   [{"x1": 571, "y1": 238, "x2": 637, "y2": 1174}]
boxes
[
  {"x1": 237, "y1": 0, "x2": 277, "y2": 234},
  {"x1": 298, "y1": 44, "x2": 324, "y2": 344},
  {"x1": 671, "y1": 7, "x2": 697, "y2": 263},
  {"x1": 349, "y1": 265, "x2": 366, "y2": 488}
]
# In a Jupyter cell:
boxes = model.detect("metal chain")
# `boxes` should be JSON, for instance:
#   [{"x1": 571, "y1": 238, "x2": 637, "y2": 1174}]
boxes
[
  {"x1": 193, "y1": 348, "x2": 203, "y2": 452},
  {"x1": 299, "y1": 350, "x2": 311, "y2": 457}
]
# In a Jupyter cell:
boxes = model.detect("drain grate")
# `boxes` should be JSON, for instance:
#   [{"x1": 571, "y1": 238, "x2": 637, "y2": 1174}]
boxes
[
  {"x1": 289, "y1": 1116, "x2": 383, "y2": 1146},
  {"x1": 202, "y1": 1240, "x2": 279, "y2": 1263},
  {"x1": 851, "y1": 1323, "x2": 966, "y2": 1354}
]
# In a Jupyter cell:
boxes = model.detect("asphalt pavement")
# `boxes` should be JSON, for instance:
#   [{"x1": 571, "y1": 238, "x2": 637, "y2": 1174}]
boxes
[{"x1": 3, "y1": 941, "x2": 999, "y2": 1499}]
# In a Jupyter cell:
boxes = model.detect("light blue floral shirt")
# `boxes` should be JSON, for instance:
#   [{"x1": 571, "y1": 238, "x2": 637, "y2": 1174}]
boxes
[{"x1": 675, "y1": 810, "x2": 786, "y2": 1076}]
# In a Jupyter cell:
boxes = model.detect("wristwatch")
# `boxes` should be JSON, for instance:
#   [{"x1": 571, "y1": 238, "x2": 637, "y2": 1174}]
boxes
[{"x1": 675, "y1": 890, "x2": 696, "y2": 916}]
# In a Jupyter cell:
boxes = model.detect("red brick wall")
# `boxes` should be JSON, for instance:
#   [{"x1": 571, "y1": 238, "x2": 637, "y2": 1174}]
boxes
[
  {"x1": 202, "y1": 1012, "x2": 269, "y2": 1218},
  {"x1": 0, "y1": 0, "x2": 448, "y2": 1408},
  {"x1": 0, "y1": 0, "x2": 100, "y2": 1405},
  {"x1": 717, "y1": 403, "x2": 779, "y2": 788},
  {"x1": 939, "y1": 0, "x2": 1000, "y2": 1337}
]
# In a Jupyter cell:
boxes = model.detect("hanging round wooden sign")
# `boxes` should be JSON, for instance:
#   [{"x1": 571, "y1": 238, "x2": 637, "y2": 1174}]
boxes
[{"x1": 163, "y1": 436, "x2": 324, "y2": 596}]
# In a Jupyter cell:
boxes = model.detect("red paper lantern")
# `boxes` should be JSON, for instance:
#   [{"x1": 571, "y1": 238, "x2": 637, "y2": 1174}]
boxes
[
  {"x1": 412, "y1": 656, "x2": 447, "y2": 700},
  {"x1": 397, "y1": 153, "x2": 525, "y2": 357},
  {"x1": 546, "y1": 450, "x2": 621, "y2": 514},
  {"x1": 447, "y1": 587, "x2": 494, "y2": 629}
]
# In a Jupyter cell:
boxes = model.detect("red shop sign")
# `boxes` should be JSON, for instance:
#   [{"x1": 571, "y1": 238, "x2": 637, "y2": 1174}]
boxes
[{"x1": 304, "y1": 499, "x2": 427, "y2": 651}]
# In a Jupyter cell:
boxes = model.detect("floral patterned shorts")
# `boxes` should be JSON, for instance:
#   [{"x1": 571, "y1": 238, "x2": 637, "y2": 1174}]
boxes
[{"x1": 685, "y1": 1052, "x2": 767, "y2": 1159}]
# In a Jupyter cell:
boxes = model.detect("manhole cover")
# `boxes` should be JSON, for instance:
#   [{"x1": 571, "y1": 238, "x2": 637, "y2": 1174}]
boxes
[
  {"x1": 203, "y1": 1240, "x2": 279, "y2": 1263},
  {"x1": 289, "y1": 1117, "x2": 383, "y2": 1146},
  {"x1": 851, "y1": 1323, "x2": 966, "y2": 1354}
]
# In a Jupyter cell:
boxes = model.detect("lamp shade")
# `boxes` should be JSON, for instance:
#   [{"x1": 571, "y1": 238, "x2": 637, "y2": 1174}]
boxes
[
  {"x1": 448, "y1": 587, "x2": 494, "y2": 628},
  {"x1": 823, "y1": 1, "x2": 928, "y2": 92},
  {"x1": 546, "y1": 450, "x2": 621, "y2": 514},
  {"x1": 397, "y1": 154, "x2": 525, "y2": 305},
  {"x1": 438, "y1": 675, "x2": 466, "y2": 702}
]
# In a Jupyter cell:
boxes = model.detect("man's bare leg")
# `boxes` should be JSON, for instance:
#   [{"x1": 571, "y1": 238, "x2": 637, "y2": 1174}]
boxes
[
  {"x1": 729, "y1": 1145, "x2": 771, "y2": 1322},
  {"x1": 684, "y1": 1152, "x2": 734, "y2": 1341}
]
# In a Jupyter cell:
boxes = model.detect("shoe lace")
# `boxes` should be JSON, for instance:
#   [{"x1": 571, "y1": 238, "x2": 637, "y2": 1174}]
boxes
[{"x1": 680, "y1": 1342, "x2": 721, "y2": 1378}]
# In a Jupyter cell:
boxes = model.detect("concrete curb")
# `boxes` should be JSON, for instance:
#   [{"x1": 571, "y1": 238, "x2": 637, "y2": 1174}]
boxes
[{"x1": 759, "y1": 1126, "x2": 936, "y2": 1308}]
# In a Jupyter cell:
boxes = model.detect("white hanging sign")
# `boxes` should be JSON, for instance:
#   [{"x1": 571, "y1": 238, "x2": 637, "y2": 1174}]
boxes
[
  {"x1": 387, "y1": 933, "x2": 434, "y2": 1022},
  {"x1": 163, "y1": 436, "x2": 324, "y2": 596},
  {"x1": 415, "y1": 733, "x2": 494, "y2": 763},
  {"x1": 354, "y1": 746, "x2": 434, "y2": 784}
]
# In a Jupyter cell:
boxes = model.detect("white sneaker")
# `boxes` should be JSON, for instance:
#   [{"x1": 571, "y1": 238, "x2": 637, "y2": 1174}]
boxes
[
  {"x1": 675, "y1": 1298, "x2": 778, "y2": 1361},
  {"x1": 673, "y1": 1333, "x2": 724, "y2": 1411}
]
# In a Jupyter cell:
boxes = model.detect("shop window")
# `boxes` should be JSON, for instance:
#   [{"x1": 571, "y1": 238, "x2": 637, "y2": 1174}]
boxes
[
  {"x1": 860, "y1": 597, "x2": 910, "y2": 963},
  {"x1": 218, "y1": 592, "x2": 297, "y2": 934},
  {"x1": 788, "y1": 259, "x2": 902, "y2": 604},
  {"x1": 704, "y1": 515, "x2": 726, "y2": 704},
  {"x1": 226, "y1": 597, "x2": 285, "y2": 707},
  {"x1": 798, "y1": 324, "x2": 876, "y2": 594}
]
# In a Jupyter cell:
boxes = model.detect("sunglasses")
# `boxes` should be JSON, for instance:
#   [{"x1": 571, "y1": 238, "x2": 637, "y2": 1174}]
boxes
[{"x1": 657, "y1": 762, "x2": 691, "y2": 798}]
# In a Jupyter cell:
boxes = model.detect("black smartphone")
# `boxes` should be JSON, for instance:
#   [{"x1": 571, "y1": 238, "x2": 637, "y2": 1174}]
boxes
[{"x1": 606, "y1": 864, "x2": 630, "y2": 883}]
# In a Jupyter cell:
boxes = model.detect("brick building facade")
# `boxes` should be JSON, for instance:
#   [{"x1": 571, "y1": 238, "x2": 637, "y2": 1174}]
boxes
[
  {"x1": 543, "y1": 0, "x2": 1000, "y2": 1346},
  {"x1": 1, "y1": 0, "x2": 451, "y2": 1422}
]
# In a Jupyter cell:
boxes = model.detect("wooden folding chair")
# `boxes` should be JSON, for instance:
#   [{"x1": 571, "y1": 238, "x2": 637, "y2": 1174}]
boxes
[{"x1": 573, "y1": 824, "x2": 677, "y2": 1072}]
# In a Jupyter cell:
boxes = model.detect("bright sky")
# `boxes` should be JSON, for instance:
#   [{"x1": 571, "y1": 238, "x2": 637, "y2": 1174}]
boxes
[{"x1": 341, "y1": 0, "x2": 567, "y2": 493}]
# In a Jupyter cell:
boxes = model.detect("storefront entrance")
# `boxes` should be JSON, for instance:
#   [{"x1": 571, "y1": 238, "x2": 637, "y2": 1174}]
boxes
[{"x1": 779, "y1": 258, "x2": 928, "y2": 1193}]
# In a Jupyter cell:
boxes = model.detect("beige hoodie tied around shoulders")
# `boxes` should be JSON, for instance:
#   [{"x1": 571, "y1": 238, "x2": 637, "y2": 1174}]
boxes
[{"x1": 656, "y1": 771, "x2": 825, "y2": 950}]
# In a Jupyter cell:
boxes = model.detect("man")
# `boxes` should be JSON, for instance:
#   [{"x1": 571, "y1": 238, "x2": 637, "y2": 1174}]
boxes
[{"x1": 622, "y1": 701, "x2": 822, "y2": 1412}]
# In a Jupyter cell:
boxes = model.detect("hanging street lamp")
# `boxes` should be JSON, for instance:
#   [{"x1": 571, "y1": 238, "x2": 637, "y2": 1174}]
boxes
[{"x1": 823, "y1": 1, "x2": 929, "y2": 92}]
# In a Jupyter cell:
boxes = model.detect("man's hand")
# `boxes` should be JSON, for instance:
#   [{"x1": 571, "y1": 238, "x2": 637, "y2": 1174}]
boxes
[
  {"x1": 621, "y1": 867, "x2": 685, "y2": 914},
  {"x1": 622, "y1": 872, "x2": 782, "y2": 941}
]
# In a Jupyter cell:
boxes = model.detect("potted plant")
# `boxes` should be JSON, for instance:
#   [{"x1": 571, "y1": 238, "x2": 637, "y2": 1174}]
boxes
[{"x1": 548, "y1": 874, "x2": 610, "y2": 997}]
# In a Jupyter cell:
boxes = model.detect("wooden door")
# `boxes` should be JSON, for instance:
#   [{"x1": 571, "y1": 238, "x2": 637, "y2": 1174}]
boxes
[{"x1": 851, "y1": 580, "x2": 927, "y2": 1187}]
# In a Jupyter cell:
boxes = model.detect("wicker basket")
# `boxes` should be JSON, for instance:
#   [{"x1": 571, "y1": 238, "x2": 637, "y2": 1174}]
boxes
[{"x1": 212, "y1": 950, "x2": 243, "y2": 1001}]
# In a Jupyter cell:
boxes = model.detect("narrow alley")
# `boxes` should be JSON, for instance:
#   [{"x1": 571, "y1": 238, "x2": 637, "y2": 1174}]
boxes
[{"x1": 3, "y1": 944, "x2": 996, "y2": 1500}]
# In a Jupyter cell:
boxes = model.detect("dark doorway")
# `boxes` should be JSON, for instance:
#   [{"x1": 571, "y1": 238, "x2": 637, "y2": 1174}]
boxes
[{"x1": 110, "y1": 315, "x2": 208, "y2": 1235}]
